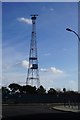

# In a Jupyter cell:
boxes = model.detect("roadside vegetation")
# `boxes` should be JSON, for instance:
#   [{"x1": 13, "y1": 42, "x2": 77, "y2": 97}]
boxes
[{"x1": 1, "y1": 83, "x2": 80, "y2": 104}]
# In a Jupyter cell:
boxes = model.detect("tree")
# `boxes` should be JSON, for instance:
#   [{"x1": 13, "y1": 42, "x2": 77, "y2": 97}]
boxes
[
  {"x1": 22, "y1": 85, "x2": 36, "y2": 94},
  {"x1": 63, "y1": 88, "x2": 66, "y2": 93},
  {"x1": 63, "y1": 88, "x2": 66, "y2": 107},
  {"x1": 2, "y1": 87, "x2": 10, "y2": 102},
  {"x1": 48, "y1": 88, "x2": 57, "y2": 95},
  {"x1": 8, "y1": 83, "x2": 22, "y2": 93},
  {"x1": 37, "y1": 85, "x2": 46, "y2": 94},
  {"x1": 56, "y1": 88, "x2": 62, "y2": 93},
  {"x1": 2, "y1": 87, "x2": 10, "y2": 94}
]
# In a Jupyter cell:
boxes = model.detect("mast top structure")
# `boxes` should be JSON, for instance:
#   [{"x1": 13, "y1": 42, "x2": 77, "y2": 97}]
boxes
[{"x1": 31, "y1": 14, "x2": 38, "y2": 20}]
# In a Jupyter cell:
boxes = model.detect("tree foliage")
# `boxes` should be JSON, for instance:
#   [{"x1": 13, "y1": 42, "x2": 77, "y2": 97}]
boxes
[
  {"x1": 8, "y1": 83, "x2": 22, "y2": 93},
  {"x1": 63, "y1": 88, "x2": 66, "y2": 93},
  {"x1": 22, "y1": 85, "x2": 36, "y2": 94},
  {"x1": 37, "y1": 85, "x2": 46, "y2": 94},
  {"x1": 48, "y1": 88, "x2": 57, "y2": 94}
]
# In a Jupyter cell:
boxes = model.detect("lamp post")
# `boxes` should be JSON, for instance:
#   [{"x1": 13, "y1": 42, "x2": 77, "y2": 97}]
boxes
[
  {"x1": 66, "y1": 28, "x2": 80, "y2": 42},
  {"x1": 66, "y1": 28, "x2": 80, "y2": 111}
]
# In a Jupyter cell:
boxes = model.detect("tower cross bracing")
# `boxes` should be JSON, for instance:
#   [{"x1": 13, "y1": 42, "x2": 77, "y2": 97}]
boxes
[{"x1": 26, "y1": 15, "x2": 40, "y2": 88}]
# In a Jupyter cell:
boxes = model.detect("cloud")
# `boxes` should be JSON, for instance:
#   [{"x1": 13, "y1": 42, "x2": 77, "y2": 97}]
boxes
[
  {"x1": 44, "y1": 53, "x2": 51, "y2": 56},
  {"x1": 50, "y1": 67, "x2": 64, "y2": 74},
  {"x1": 17, "y1": 17, "x2": 32, "y2": 25},
  {"x1": 22, "y1": 60, "x2": 29, "y2": 68},
  {"x1": 40, "y1": 67, "x2": 64, "y2": 74},
  {"x1": 3, "y1": 60, "x2": 29, "y2": 70},
  {"x1": 40, "y1": 68, "x2": 48, "y2": 72},
  {"x1": 3, "y1": 59, "x2": 34, "y2": 71},
  {"x1": 20, "y1": 60, "x2": 32, "y2": 68},
  {"x1": 14, "y1": 60, "x2": 29, "y2": 68}
]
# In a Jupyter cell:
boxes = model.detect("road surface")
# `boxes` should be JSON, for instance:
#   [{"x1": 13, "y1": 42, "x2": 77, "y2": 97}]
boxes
[{"x1": 2, "y1": 104, "x2": 80, "y2": 120}]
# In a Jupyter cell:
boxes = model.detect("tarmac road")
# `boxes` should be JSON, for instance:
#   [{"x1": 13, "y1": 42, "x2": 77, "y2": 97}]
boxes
[{"x1": 2, "y1": 104, "x2": 80, "y2": 120}]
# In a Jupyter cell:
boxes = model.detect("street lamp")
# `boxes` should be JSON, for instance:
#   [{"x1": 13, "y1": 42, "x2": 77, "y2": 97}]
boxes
[
  {"x1": 66, "y1": 28, "x2": 80, "y2": 42},
  {"x1": 66, "y1": 27, "x2": 80, "y2": 111}
]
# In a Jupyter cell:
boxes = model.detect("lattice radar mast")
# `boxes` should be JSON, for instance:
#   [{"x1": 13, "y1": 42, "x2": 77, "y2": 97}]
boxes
[{"x1": 26, "y1": 15, "x2": 40, "y2": 88}]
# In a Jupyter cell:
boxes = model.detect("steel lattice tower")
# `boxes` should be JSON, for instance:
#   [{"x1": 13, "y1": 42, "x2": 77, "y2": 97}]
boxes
[{"x1": 26, "y1": 15, "x2": 40, "y2": 88}]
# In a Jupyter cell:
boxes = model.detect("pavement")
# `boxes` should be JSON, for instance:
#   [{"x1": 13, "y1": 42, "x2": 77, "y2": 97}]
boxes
[{"x1": 52, "y1": 105, "x2": 80, "y2": 112}]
